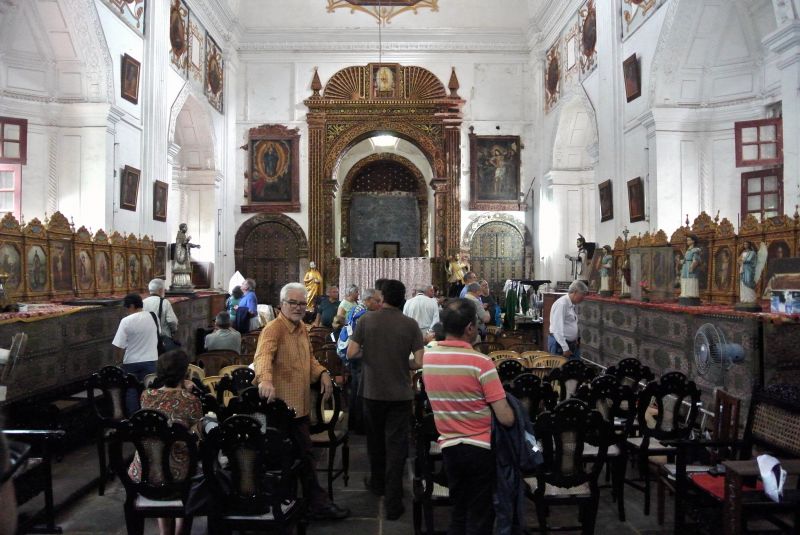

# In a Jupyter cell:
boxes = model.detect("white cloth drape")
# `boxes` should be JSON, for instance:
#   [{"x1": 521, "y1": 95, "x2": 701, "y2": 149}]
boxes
[{"x1": 339, "y1": 257, "x2": 432, "y2": 298}]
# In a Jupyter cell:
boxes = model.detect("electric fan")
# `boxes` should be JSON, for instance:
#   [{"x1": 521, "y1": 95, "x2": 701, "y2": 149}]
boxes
[{"x1": 693, "y1": 323, "x2": 744, "y2": 380}]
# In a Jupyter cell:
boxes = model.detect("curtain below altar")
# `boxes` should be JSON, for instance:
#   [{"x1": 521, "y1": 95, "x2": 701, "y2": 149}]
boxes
[{"x1": 339, "y1": 257, "x2": 431, "y2": 298}]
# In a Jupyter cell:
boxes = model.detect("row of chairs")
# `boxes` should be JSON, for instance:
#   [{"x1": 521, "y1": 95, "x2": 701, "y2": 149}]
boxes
[{"x1": 86, "y1": 363, "x2": 350, "y2": 503}]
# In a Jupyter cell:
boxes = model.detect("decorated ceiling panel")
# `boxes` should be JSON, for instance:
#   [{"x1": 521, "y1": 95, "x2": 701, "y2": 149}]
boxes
[{"x1": 98, "y1": 0, "x2": 146, "y2": 34}]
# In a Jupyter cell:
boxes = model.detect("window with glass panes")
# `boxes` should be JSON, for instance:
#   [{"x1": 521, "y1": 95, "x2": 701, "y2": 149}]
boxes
[
  {"x1": 0, "y1": 164, "x2": 20, "y2": 216},
  {"x1": 741, "y1": 168, "x2": 782, "y2": 219},
  {"x1": 0, "y1": 117, "x2": 27, "y2": 165},
  {"x1": 735, "y1": 118, "x2": 782, "y2": 167}
]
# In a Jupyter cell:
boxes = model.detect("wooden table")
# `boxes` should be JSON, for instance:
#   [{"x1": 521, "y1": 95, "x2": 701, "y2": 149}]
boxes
[{"x1": 721, "y1": 458, "x2": 800, "y2": 535}]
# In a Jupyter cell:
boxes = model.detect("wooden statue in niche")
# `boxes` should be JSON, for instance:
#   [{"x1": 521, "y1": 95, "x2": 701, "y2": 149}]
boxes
[{"x1": 679, "y1": 233, "x2": 702, "y2": 306}]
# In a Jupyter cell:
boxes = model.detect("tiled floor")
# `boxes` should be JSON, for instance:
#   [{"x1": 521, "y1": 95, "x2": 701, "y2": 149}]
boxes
[{"x1": 17, "y1": 433, "x2": 675, "y2": 534}]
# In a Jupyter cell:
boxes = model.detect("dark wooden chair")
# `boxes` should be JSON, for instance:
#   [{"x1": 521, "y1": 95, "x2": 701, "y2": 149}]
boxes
[
  {"x1": 227, "y1": 387, "x2": 296, "y2": 436},
  {"x1": 575, "y1": 374, "x2": 636, "y2": 522},
  {"x1": 625, "y1": 371, "x2": 700, "y2": 517},
  {"x1": 309, "y1": 381, "x2": 350, "y2": 500},
  {"x1": 195, "y1": 350, "x2": 240, "y2": 376},
  {"x1": 508, "y1": 373, "x2": 558, "y2": 423},
  {"x1": 412, "y1": 411, "x2": 450, "y2": 535},
  {"x1": 216, "y1": 367, "x2": 256, "y2": 408},
  {"x1": 547, "y1": 359, "x2": 597, "y2": 401},
  {"x1": 604, "y1": 358, "x2": 655, "y2": 393},
  {"x1": 670, "y1": 384, "x2": 800, "y2": 534},
  {"x1": 240, "y1": 333, "x2": 259, "y2": 357},
  {"x1": 525, "y1": 398, "x2": 610, "y2": 534},
  {"x1": 497, "y1": 358, "x2": 526, "y2": 385},
  {"x1": 86, "y1": 365, "x2": 143, "y2": 495},
  {"x1": 203, "y1": 415, "x2": 306, "y2": 535},
  {"x1": 473, "y1": 341, "x2": 503, "y2": 354},
  {"x1": 109, "y1": 410, "x2": 198, "y2": 535}
]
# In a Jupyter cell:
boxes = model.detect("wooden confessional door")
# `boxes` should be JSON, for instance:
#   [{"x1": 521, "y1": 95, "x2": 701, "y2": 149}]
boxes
[
  {"x1": 239, "y1": 222, "x2": 300, "y2": 307},
  {"x1": 469, "y1": 221, "x2": 524, "y2": 303}
]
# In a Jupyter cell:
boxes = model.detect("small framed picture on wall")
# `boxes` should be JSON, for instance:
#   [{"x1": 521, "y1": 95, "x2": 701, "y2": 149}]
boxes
[
  {"x1": 598, "y1": 179, "x2": 613, "y2": 222},
  {"x1": 627, "y1": 177, "x2": 645, "y2": 223},
  {"x1": 374, "y1": 242, "x2": 400, "y2": 259},
  {"x1": 622, "y1": 53, "x2": 641, "y2": 102},
  {"x1": 153, "y1": 180, "x2": 168, "y2": 222},
  {"x1": 120, "y1": 165, "x2": 140, "y2": 211},
  {"x1": 120, "y1": 54, "x2": 141, "y2": 105}
]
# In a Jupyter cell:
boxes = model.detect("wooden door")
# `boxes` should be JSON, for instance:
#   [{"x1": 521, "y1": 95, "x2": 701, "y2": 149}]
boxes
[
  {"x1": 239, "y1": 222, "x2": 300, "y2": 307},
  {"x1": 469, "y1": 221, "x2": 524, "y2": 303}
]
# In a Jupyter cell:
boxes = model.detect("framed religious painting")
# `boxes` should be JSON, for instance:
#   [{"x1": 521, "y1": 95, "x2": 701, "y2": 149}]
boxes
[
  {"x1": 0, "y1": 213, "x2": 24, "y2": 302},
  {"x1": 46, "y1": 211, "x2": 75, "y2": 298},
  {"x1": 205, "y1": 32, "x2": 223, "y2": 113},
  {"x1": 93, "y1": 230, "x2": 113, "y2": 294},
  {"x1": 627, "y1": 177, "x2": 645, "y2": 222},
  {"x1": 74, "y1": 226, "x2": 95, "y2": 297},
  {"x1": 468, "y1": 130, "x2": 524, "y2": 211},
  {"x1": 153, "y1": 180, "x2": 168, "y2": 222},
  {"x1": 154, "y1": 241, "x2": 167, "y2": 280},
  {"x1": 169, "y1": 0, "x2": 189, "y2": 77},
  {"x1": 109, "y1": 231, "x2": 128, "y2": 294},
  {"x1": 623, "y1": 54, "x2": 641, "y2": 102},
  {"x1": 374, "y1": 242, "x2": 400, "y2": 259},
  {"x1": 598, "y1": 179, "x2": 613, "y2": 222},
  {"x1": 242, "y1": 124, "x2": 301, "y2": 213},
  {"x1": 126, "y1": 234, "x2": 142, "y2": 292},
  {"x1": 370, "y1": 63, "x2": 400, "y2": 98},
  {"x1": 120, "y1": 53, "x2": 141, "y2": 105},
  {"x1": 120, "y1": 165, "x2": 140, "y2": 211},
  {"x1": 22, "y1": 218, "x2": 50, "y2": 299},
  {"x1": 140, "y1": 235, "x2": 155, "y2": 285}
]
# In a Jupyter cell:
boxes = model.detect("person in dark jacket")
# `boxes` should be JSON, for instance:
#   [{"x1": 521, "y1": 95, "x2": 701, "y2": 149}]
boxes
[{"x1": 423, "y1": 299, "x2": 515, "y2": 535}]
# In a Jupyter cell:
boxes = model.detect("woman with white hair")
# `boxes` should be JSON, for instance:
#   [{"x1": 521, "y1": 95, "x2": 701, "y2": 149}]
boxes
[{"x1": 337, "y1": 284, "x2": 359, "y2": 320}]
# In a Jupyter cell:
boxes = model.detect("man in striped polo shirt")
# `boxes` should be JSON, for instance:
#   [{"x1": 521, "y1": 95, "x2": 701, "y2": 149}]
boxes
[{"x1": 423, "y1": 299, "x2": 515, "y2": 535}]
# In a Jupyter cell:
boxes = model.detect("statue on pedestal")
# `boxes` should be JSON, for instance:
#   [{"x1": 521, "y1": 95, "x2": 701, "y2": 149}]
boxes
[
  {"x1": 170, "y1": 223, "x2": 200, "y2": 293},
  {"x1": 304, "y1": 261, "x2": 323, "y2": 311},
  {"x1": 599, "y1": 245, "x2": 613, "y2": 297},
  {"x1": 565, "y1": 234, "x2": 588, "y2": 280},
  {"x1": 735, "y1": 240, "x2": 767, "y2": 311},
  {"x1": 679, "y1": 233, "x2": 701, "y2": 306},
  {"x1": 445, "y1": 249, "x2": 470, "y2": 297}
]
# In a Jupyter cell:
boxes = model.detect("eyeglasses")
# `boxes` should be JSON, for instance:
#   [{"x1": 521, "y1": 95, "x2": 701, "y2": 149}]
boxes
[{"x1": 283, "y1": 299, "x2": 308, "y2": 308}]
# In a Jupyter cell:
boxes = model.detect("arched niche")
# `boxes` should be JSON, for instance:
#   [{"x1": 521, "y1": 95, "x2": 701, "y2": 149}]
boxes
[
  {"x1": 341, "y1": 153, "x2": 429, "y2": 257},
  {"x1": 462, "y1": 213, "x2": 532, "y2": 298},
  {"x1": 304, "y1": 64, "x2": 465, "y2": 279},
  {"x1": 234, "y1": 214, "x2": 309, "y2": 306}
]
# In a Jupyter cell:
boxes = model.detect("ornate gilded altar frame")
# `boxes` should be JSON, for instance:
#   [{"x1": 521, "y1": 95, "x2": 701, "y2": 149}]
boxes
[
  {"x1": 74, "y1": 226, "x2": 96, "y2": 297},
  {"x1": 710, "y1": 218, "x2": 737, "y2": 304},
  {"x1": 0, "y1": 214, "x2": 25, "y2": 302},
  {"x1": 126, "y1": 234, "x2": 143, "y2": 293},
  {"x1": 304, "y1": 63, "x2": 465, "y2": 282},
  {"x1": 109, "y1": 231, "x2": 129, "y2": 294},
  {"x1": 93, "y1": 230, "x2": 113, "y2": 294},
  {"x1": 340, "y1": 153, "x2": 428, "y2": 257},
  {"x1": 241, "y1": 124, "x2": 301, "y2": 213},
  {"x1": 47, "y1": 212, "x2": 75, "y2": 299},
  {"x1": 22, "y1": 218, "x2": 50, "y2": 300}
]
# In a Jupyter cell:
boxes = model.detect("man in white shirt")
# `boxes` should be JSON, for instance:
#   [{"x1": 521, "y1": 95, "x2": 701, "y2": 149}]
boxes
[
  {"x1": 204, "y1": 311, "x2": 242, "y2": 354},
  {"x1": 402, "y1": 284, "x2": 440, "y2": 335},
  {"x1": 112, "y1": 293, "x2": 159, "y2": 413},
  {"x1": 142, "y1": 278, "x2": 178, "y2": 338},
  {"x1": 548, "y1": 280, "x2": 588, "y2": 360}
]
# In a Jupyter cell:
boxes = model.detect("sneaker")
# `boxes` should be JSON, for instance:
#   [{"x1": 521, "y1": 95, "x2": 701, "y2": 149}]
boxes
[
  {"x1": 308, "y1": 502, "x2": 351, "y2": 521},
  {"x1": 385, "y1": 504, "x2": 405, "y2": 521},
  {"x1": 363, "y1": 476, "x2": 384, "y2": 496}
]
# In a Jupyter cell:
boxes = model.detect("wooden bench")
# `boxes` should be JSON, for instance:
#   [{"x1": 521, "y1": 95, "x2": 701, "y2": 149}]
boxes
[{"x1": 670, "y1": 383, "x2": 800, "y2": 534}]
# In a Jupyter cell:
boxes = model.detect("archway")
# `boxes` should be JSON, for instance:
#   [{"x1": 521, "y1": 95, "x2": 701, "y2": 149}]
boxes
[
  {"x1": 341, "y1": 153, "x2": 429, "y2": 258},
  {"x1": 234, "y1": 214, "x2": 309, "y2": 306},
  {"x1": 304, "y1": 64, "x2": 465, "y2": 279},
  {"x1": 463, "y1": 214, "x2": 530, "y2": 301}
]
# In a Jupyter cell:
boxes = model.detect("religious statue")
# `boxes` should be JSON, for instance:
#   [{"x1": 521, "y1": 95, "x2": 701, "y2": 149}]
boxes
[
  {"x1": 735, "y1": 240, "x2": 767, "y2": 311},
  {"x1": 304, "y1": 261, "x2": 323, "y2": 311},
  {"x1": 445, "y1": 249, "x2": 470, "y2": 297},
  {"x1": 618, "y1": 254, "x2": 631, "y2": 298},
  {"x1": 599, "y1": 245, "x2": 613, "y2": 297},
  {"x1": 565, "y1": 234, "x2": 588, "y2": 280},
  {"x1": 679, "y1": 233, "x2": 702, "y2": 305},
  {"x1": 170, "y1": 222, "x2": 200, "y2": 293}
]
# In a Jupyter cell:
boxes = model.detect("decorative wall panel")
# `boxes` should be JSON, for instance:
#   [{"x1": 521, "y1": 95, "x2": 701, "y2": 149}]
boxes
[
  {"x1": 621, "y1": 0, "x2": 666, "y2": 40},
  {"x1": 98, "y1": 0, "x2": 146, "y2": 35}
]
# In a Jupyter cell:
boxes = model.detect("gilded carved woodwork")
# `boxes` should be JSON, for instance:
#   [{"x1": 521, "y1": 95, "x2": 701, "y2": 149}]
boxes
[{"x1": 304, "y1": 63, "x2": 464, "y2": 281}]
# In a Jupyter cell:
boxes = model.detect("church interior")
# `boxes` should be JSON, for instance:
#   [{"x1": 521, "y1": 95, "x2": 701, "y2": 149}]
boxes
[{"x1": 0, "y1": 0, "x2": 799, "y2": 533}]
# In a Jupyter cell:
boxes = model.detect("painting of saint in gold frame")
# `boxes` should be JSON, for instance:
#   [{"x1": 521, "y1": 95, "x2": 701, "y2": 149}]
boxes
[
  {"x1": 371, "y1": 64, "x2": 399, "y2": 98},
  {"x1": 469, "y1": 132, "x2": 523, "y2": 211},
  {"x1": 243, "y1": 124, "x2": 300, "y2": 213}
]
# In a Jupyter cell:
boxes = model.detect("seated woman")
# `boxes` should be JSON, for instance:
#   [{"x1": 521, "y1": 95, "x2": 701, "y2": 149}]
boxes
[{"x1": 128, "y1": 349, "x2": 202, "y2": 535}]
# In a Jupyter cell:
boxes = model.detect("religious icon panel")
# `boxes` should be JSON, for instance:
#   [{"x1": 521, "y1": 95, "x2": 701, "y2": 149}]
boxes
[{"x1": 469, "y1": 132, "x2": 523, "y2": 211}]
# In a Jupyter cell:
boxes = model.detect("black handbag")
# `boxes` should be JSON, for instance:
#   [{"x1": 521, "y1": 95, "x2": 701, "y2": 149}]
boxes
[{"x1": 153, "y1": 298, "x2": 181, "y2": 354}]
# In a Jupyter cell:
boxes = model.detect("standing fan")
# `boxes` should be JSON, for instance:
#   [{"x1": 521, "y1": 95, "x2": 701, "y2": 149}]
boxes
[{"x1": 693, "y1": 323, "x2": 744, "y2": 380}]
